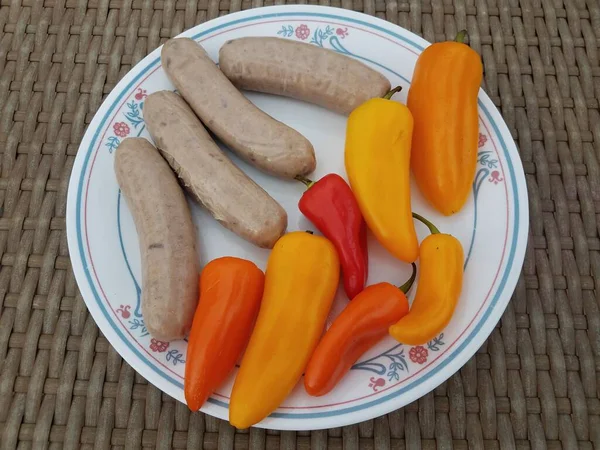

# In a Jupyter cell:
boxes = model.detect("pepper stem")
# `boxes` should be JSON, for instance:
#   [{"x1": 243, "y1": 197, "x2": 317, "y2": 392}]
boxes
[
  {"x1": 412, "y1": 212, "x2": 440, "y2": 235},
  {"x1": 399, "y1": 263, "x2": 417, "y2": 294},
  {"x1": 295, "y1": 175, "x2": 315, "y2": 189},
  {"x1": 455, "y1": 30, "x2": 467, "y2": 43},
  {"x1": 383, "y1": 86, "x2": 403, "y2": 100}
]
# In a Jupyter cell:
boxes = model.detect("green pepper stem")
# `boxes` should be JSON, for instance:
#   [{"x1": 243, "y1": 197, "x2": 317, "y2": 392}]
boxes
[
  {"x1": 295, "y1": 175, "x2": 315, "y2": 189},
  {"x1": 383, "y1": 86, "x2": 403, "y2": 100},
  {"x1": 455, "y1": 30, "x2": 467, "y2": 44},
  {"x1": 412, "y1": 212, "x2": 440, "y2": 235},
  {"x1": 398, "y1": 263, "x2": 417, "y2": 294}
]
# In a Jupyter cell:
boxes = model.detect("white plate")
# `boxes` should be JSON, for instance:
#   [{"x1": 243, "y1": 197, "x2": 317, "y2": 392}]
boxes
[{"x1": 66, "y1": 5, "x2": 529, "y2": 431}]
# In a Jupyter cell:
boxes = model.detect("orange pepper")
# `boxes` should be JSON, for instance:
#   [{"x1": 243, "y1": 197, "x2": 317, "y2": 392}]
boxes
[
  {"x1": 407, "y1": 31, "x2": 483, "y2": 215},
  {"x1": 229, "y1": 231, "x2": 340, "y2": 428},
  {"x1": 389, "y1": 214, "x2": 464, "y2": 345},
  {"x1": 304, "y1": 264, "x2": 415, "y2": 397},
  {"x1": 184, "y1": 257, "x2": 264, "y2": 412}
]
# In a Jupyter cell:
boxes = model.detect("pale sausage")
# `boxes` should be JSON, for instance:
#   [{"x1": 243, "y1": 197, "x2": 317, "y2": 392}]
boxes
[
  {"x1": 219, "y1": 37, "x2": 391, "y2": 115},
  {"x1": 114, "y1": 137, "x2": 199, "y2": 342},
  {"x1": 143, "y1": 90, "x2": 287, "y2": 249}
]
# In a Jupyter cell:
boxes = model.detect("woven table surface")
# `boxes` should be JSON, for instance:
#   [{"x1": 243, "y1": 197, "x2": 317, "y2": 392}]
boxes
[{"x1": 1, "y1": 0, "x2": 599, "y2": 449}]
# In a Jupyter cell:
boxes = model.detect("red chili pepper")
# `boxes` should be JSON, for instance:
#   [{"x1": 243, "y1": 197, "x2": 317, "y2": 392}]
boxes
[
  {"x1": 304, "y1": 264, "x2": 416, "y2": 397},
  {"x1": 297, "y1": 173, "x2": 368, "y2": 300}
]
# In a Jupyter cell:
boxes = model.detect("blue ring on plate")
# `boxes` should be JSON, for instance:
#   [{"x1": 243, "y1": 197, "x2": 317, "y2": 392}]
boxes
[{"x1": 75, "y1": 10, "x2": 521, "y2": 419}]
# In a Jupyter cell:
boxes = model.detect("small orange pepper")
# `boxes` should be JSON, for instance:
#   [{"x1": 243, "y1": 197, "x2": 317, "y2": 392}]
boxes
[
  {"x1": 389, "y1": 214, "x2": 464, "y2": 345},
  {"x1": 184, "y1": 257, "x2": 264, "y2": 412},
  {"x1": 408, "y1": 31, "x2": 483, "y2": 215},
  {"x1": 304, "y1": 264, "x2": 416, "y2": 397}
]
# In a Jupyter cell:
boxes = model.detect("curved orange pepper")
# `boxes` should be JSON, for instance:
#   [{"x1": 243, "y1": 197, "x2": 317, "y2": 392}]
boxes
[
  {"x1": 389, "y1": 214, "x2": 464, "y2": 345},
  {"x1": 407, "y1": 31, "x2": 483, "y2": 215},
  {"x1": 229, "y1": 231, "x2": 340, "y2": 428},
  {"x1": 304, "y1": 264, "x2": 415, "y2": 397}
]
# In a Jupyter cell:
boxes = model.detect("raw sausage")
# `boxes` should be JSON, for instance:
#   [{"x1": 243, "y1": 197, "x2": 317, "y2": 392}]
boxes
[
  {"x1": 219, "y1": 37, "x2": 391, "y2": 115},
  {"x1": 143, "y1": 90, "x2": 287, "y2": 249},
  {"x1": 161, "y1": 37, "x2": 315, "y2": 179},
  {"x1": 114, "y1": 137, "x2": 199, "y2": 341}
]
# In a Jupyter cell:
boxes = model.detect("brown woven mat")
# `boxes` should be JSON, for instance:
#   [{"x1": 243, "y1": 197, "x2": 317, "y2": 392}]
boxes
[{"x1": 1, "y1": 0, "x2": 599, "y2": 448}]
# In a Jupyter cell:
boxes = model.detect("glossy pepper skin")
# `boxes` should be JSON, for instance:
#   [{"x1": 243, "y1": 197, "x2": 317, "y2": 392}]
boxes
[
  {"x1": 184, "y1": 257, "x2": 264, "y2": 412},
  {"x1": 389, "y1": 214, "x2": 464, "y2": 345},
  {"x1": 229, "y1": 231, "x2": 340, "y2": 429},
  {"x1": 345, "y1": 88, "x2": 419, "y2": 263},
  {"x1": 407, "y1": 32, "x2": 483, "y2": 215},
  {"x1": 297, "y1": 173, "x2": 368, "y2": 300},
  {"x1": 304, "y1": 264, "x2": 416, "y2": 397}
]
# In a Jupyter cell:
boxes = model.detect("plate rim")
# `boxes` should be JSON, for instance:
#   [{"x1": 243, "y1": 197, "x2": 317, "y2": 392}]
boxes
[{"x1": 66, "y1": 4, "x2": 530, "y2": 430}]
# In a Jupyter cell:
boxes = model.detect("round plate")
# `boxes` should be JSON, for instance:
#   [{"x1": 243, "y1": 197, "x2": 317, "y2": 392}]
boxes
[{"x1": 66, "y1": 5, "x2": 529, "y2": 430}]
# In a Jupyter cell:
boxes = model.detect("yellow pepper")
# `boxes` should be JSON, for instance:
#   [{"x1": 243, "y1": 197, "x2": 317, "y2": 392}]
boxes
[
  {"x1": 345, "y1": 87, "x2": 419, "y2": 263},
  {"x1": 229, "y1": 231, "x2": 340, "y2": 429},
  {"x1": 389, "y1": 214, "x2": 464, "y2": 345}
]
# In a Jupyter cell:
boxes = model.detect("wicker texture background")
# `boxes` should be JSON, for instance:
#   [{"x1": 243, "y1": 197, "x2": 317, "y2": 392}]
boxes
[{"x1": 0, "y1": 0, "x2": 599, "y2": 448}]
